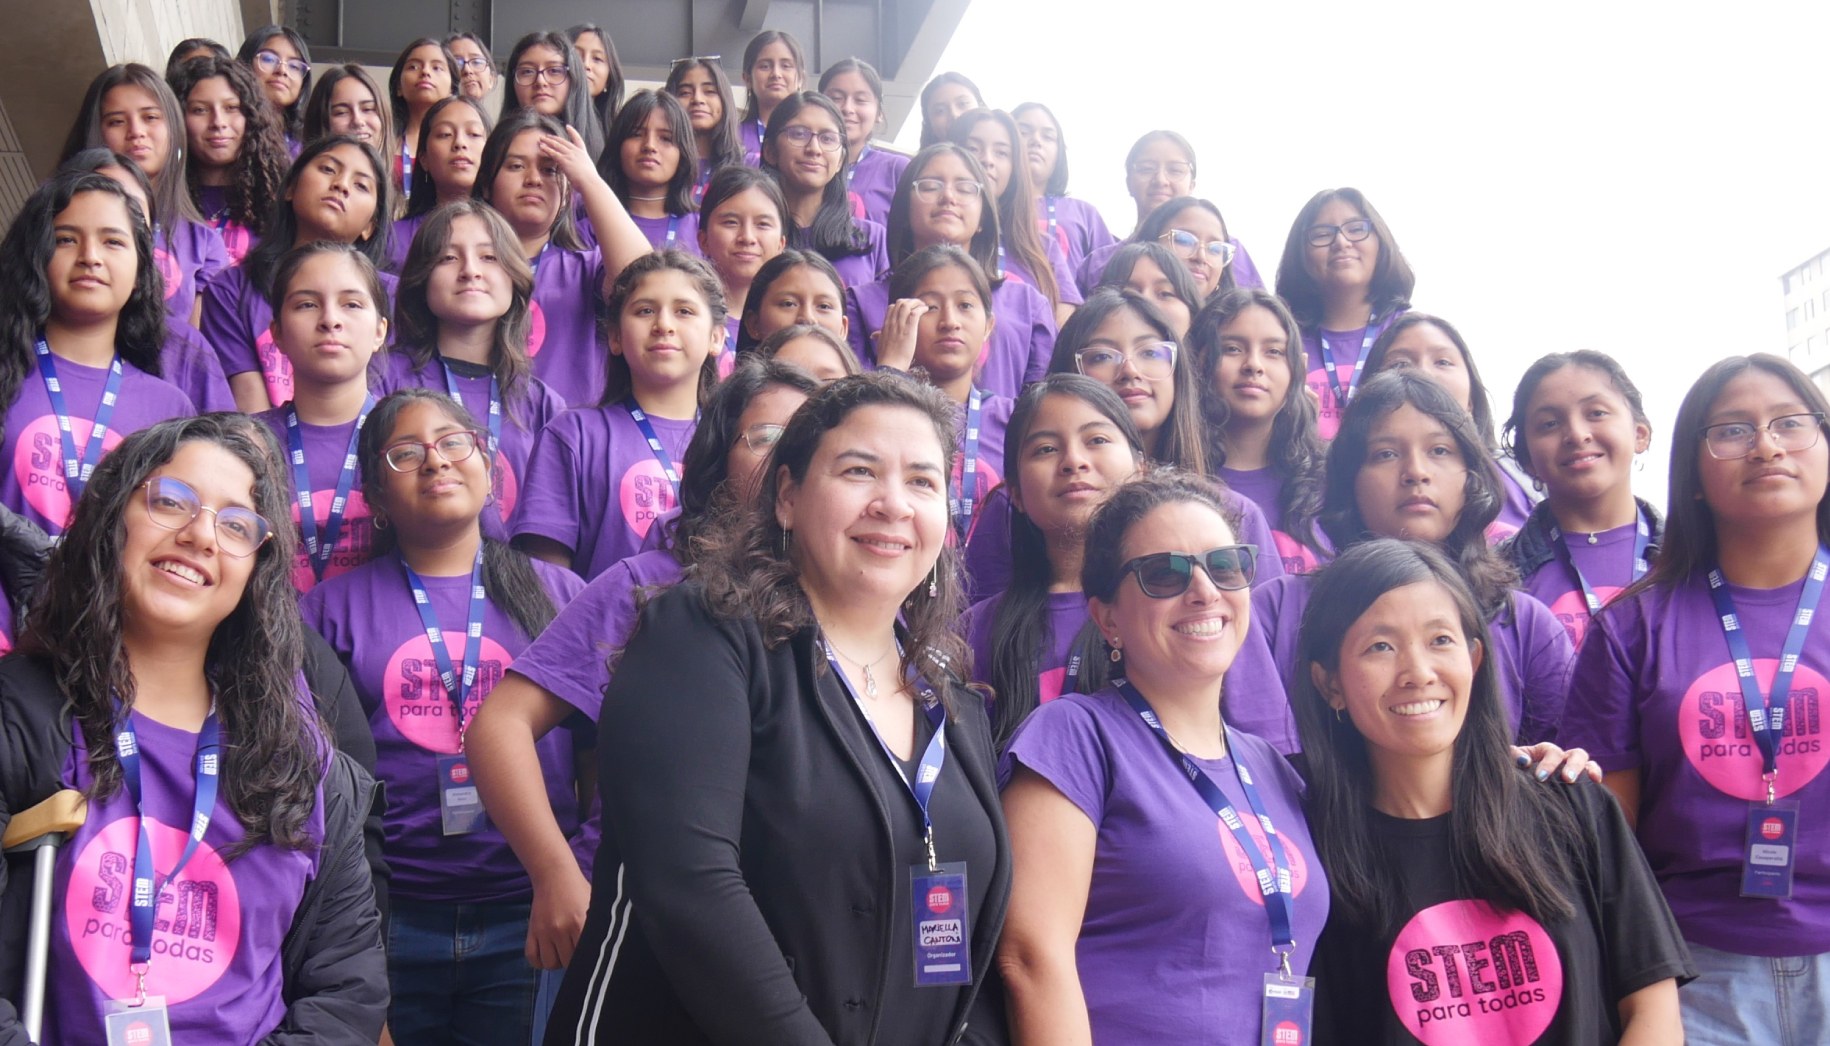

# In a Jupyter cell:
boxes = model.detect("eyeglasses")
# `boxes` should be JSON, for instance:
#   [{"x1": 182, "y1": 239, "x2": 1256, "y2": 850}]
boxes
[
  {"x1": 139, "y1": 477, "x2": 272, "y2": 558},
  {"x1": 779, "y1": 125, "x2": 844, "y2": 152},
  {"x1": 456, "y1": 57, "x2": 496, "y2": 75},
  {"x1": 1128, "y1": 160, "x2": 1192, "y2": 181},
  {"x1": 384, "y1": 431, "x2": 485, "y2": 472},
  {"x1": 1306, "y1": 218, "x2": 1376, "y2": 248},
  {"x1": 1158, "y1": 229, "x2": 1235, "y2": 268},
  {"x1": 741, "y1": 423, "x2": 786, "y2": 456},
  {"x1": 1122, "y1": 545, "x2": 1259, "y2": 598},
  {"x1": 1701, "y1": 413, "x2": 1827, "y2": 460},
  {"x1": 253, "y1": 50, "x2": 311, "y2": 80},
  {"x1": 911, "y1": 177, "x2": 984, "y2": 202},
  {"x1": 1075, "y1": 341, "x2": 1177, "y2": 382},
  {"x1": 514, "y1": 64, "x2": 570, "y2": 86}
]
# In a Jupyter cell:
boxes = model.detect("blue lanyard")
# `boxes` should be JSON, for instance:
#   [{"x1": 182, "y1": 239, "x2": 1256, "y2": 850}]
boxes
[
  {"x1": 35, "y1": 338, "x2": 123, "y2": 500},
  {"x1": 287, "y1": 397, "x2": 374, "y2": 580},
  {"x1": 846, "y1": 144, "x2": 872, "y2": 188},
  {"x1": 1114, "y1": 678, "x2": 1296, "y2": 956},
  {"x1": 823, "y1": 639, "x2": 949, "y2": 869},
  {"x1": 442, "y1": 363, "x2": 502, "y2": 459},
  {"x1": 1707, "y1": 547, "x2": 1830, "y2": 796},
  {"x1": 1044, "y1": 196, "x2": 1059, "y2": 244},
  {"x1": 996, "y1": 243, "x2": 1008, "y2": 281},
  {"x1": 951, "y1": 387, "x2": 983, "y2": 538},
  {"x1": 528, "y1": 240, "x2": 550, "y2": 279},
  {"x1": 624, "y1": 399, "x2": 685, "y2": 500},
  {"x1": 1062, "y1": 652, "x2": 1082, "y2": 697},
  {"x1": 664, "y1": 215, "x2": 679, "y2": 247},
  {"x1": 401, "y1": 141, "x2": 414, "y2": 188},
  {"x1": 1549, "y1": 508, "x2": 1652, "y2": 617},
  {"x1": 117, "y1": 706, "x2": 221, "y2": 989},
  {"x1": 1313, "y1": 314, "x2": 1386, "y2": 408},
  {"x1": 403, "y1": 546, "x2": 489, "y2": 749}
]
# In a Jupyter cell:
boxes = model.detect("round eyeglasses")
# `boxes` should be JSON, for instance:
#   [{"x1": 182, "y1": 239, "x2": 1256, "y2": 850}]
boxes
[
  {"x1": 139, "y1": 477, "x2": 272, "y2": 558},
  {"x1": 1158, "y1": 229, "x2": 1236, "y2": 268},
  {"x1": 1701, "y1": 413, "x2": 1827, "y2": 460},
  {"x1": 1306, "y1": 218, "x2": 1375, "y2": 248},
  {"x1": 384, "y1": 431, "x2": 484, "y2": 472},
  {"x1": 1075, "y1": 341, "x2": 1177, "y2": 383},
  {"x1": 514, "y1": 64, "x2": 570, "y2": 86}
]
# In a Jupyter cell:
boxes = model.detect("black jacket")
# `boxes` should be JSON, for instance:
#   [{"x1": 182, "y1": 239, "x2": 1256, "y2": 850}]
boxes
[
  {"x1": 545, "y1": 583, "x2": 1012, "y2": 1046},
  {"x1": 0, "y1": 654, "x2": 389, "y2": 1046},
  {"x1": 1498, "y1": 496, "x2": 1664, "y2": 583}
]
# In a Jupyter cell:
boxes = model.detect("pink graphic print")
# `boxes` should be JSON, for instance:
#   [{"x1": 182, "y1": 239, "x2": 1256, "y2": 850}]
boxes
[
  {"x1": 15, "y1": 412, "x2": 125, "y2": 526},
  {"x1": 619, "y1": 458, "x2": 682, "y2": 540},
  {"x1": 154, "y1": 247, "x2": 183, "y2": 301},
  {"x1": 1216, "y1": 804, "x2": 1311, "y2": 905},
  {"x1": 383, "y1": 633, "x2": 512, "y2": 752},
  {"x1": 1387, "y1": 900, "x2": 1563, "y2": 1046},
  {"x1": 1546, "y1": 586, "x2": 1623, "y2": 647},
  {"x1": 288, "y1": 490, "x2": 374, "y2": 593},
  {"x1": 525, "y1": 301, "x2": 548, "y2": 358},
  {"x1": 254, "y1": 330, "x2": 293, "y2": 407},
  {"x1": 1678, "y1": 658, "x2": 1830, "y2": 799}
]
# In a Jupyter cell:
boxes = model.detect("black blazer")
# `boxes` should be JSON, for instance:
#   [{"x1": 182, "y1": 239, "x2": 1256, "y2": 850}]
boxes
[{"x1": 545, "y1": 582, "x2": 1011, "y2": 1046}]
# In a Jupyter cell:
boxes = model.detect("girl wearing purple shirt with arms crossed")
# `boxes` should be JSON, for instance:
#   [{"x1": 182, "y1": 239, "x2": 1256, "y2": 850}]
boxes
[
  {"x1": 950, "y1": 108, "x2": 1079, "y2": 325},
  {"x1": 666, "y1": 57, "x2": 744, "y2": 203},
  {"x1": 696, "y1": 166, "x2": 788, "y2": 367},
  {"x1": 392, "y1": 95, "x2": 493, "y2": 269},
  {"x1": 762, "y1": 92, "x2": 892, "y2": 292},
  {"x1": 1499, "y1": 351, "x2": 1659, "y2": 647},
  {"x1": 821, "y1": 58, "x2": 909, "y2": 228},
  {"x1": 1562, "y1": 354, "x2": 1830, "y2": 1045},
  {"x1": 172, "y1": 57, "x2": 288, "y2": 268},
  {"x1": 605, "y1": 90, "x2": 702, "y2": 254},
  {"x1": 301, "y1": 390, "x2": 586, "y2": 1046},
  {"x1": 737, "y1": 30, "x2": 806, "y2": 164},
  {"x1": 1012, "y1": 102, "x2": 1116, "y2": 284}
]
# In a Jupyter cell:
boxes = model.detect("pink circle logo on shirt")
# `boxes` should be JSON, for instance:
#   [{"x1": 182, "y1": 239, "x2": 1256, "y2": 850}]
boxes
[
  {"x1": 848, "y1": 190, "x2": 866, "y2": 221},
  {"x1": 254, "y1": 330, "x2": 293, "y2": 407},
  {"x1": 1271, "y1": 1021, "x2": 1303, "y2": 1046},
  {"x1": 1545, "y1": 587, "x2": 1622, "y2": 648},
  {"x1": 491, "y1": 450, "x2": 520, "y2": 518},
  {"x1": 1386, "y1": 900, "x2": 1562, "y2": 1046},
  {"x1": 1216, "y1": 805, "x2": 1310, "y2": 906},
  {"x1": 64, "y1": 815, "x2": 244, "y2": 1005},
  {"x1": 219, "y1": 223, "x2": 252, "y2": 265},
  {"x1": 382, "y1": 633, "x2": 512, "y2": 752},
  {"x1": 619, "y1": 458, "x2": 682, "y2": 540},
  {"x1": 1677, "y1": 658, "x2": 1830, "y2": 799},
  {"x1": 1272, "y1": 530, "x2": 1323, "y2": 576},
  {"x1": 1038, "y1": 666, "x2": 1068, "y2": 704},
  {"x1": 1485, "y1": 520, "x2": 1520, "y2": 544},
  {"x1": 14, "y1": 411, "x2": 125, "y2": 526},
  {"x1": 525, "y1": 301, "x2": 548, "y2": 358},
  {"x1": 288, "y1": 490, "x2": 373, "y2": 594},
  {"x1": 154, "y1": 247, "x2": 183, "y2": 301}
]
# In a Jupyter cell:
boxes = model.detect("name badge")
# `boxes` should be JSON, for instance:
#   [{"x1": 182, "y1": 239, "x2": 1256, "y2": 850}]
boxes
[
  {"x1": 105, "y1": 995, "x2": 173, "y2": 1046},
  {"x1": 910, "y1": 862, "x2": 971, "y2": 987},
  {"x1": 1742, "y1": 799, "x2": 1799, "y2": 899},
  {"x1": 438, "y1": 753, "x2": 486, "y2": 836},
  {"x1": 1261, "y1": 973, "x2": 1315, "y2": 1046}
]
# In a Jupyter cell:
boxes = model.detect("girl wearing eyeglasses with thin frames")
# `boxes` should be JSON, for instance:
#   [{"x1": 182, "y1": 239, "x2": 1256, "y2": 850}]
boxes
[
  {"x1": 236, "y1": 25, "x2": 312, "y2": 152},
  {"x1": 761, "y1": 92, "x2": 890, "y2": 292},
  {"x1": 499, "y1": 31, "x2": 604, "y2": 164}
]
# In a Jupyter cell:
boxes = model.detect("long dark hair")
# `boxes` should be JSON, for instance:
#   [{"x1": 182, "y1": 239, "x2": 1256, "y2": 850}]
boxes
[
  {"x1": 500, "y1": 31, "x2": 605, "y2": 161},
  {"x1": 1319, "y1": 370, "x2": 1515, "y2": 617},
  {"x1": 750, "y1": 323, "x2": 862, "y2": 376},
  {"x1": 1291, "y1": 539, "x2": 1579, "y2": 934},
  {"x1": 241, "y1": 134, "x2": 394, "y2": 299},
  {"x1": 818, "y1": 58, "x2": 888, "y2": 150},
  {"x1": 666, "y1": 57, "x2": 744, "y2": 171},
  {"x1": 1636, "y1": 354, "x2": 1830, "y2": 597},
  {"x1": 21, "y1": 414, "x2": 321, "y2": 854},
  {"x1": 1011, "y1": 101, "x2": 1070, "y2": 197},
  {"x1": 568, "y1": 24, "x2": 624, "y2": 141},
  {"x1": 1364, "y1": 312, "x2": 1498, "y2": 448},
  {"x1": 735, "y1": 249, "x2": 847, "y2": 354},
  {"x1": 674, "y1": 357, "x2": 820, "y2": 556},
  {"x1": 1191, "y1": 288, "x2": 1327, "y2": 558},
  {"x1": 62, "y1": 64, "x2": 203, "y2": 228},
  {"x1": 305, "y1": 65, "x2": 398, "y2": 165},
  {"x1": 171, "y1": 57, "x2": 289, "y2": 235},
  {"x1": 1049, "y1": 288, "x2": 1206, "y2": 474},
  {"x1": 917, "y1": 72, "x2": 982, "y2": 149},
  {"x1": 949, "y1": 108, "x2": 1060, "y2": 308},
  {"x1": 698, "y1": 164, "x2": 789, "y2": 262},
  {"x1": 166, "y1": 38, "x2": 229, "y2": 78},
  {"x1": 387, "y1": 38, "x2": 459, "y2": 134},
  {"x1": 763, "y1": 92, "x2": 873, "y2": 258},
  {"x1": 266, "y1": 240, "x2": 392, "y2": 322},
  {"x1": 474, "y1": 109, "x2": 584, "y2": 251},
  {"x1": 988, "y1": 375, "x2": 1145, "y2": 745},
  {"x1": 0, "y1": 173, "x2": 167, "y2": 415},
  {"x1": 695, "y1": 370, "x2": 969, "y2": 710},
  {"x1": 1133, "y1": 196, "x2": 1236, "y2": 299},
  {"x1": 1098, "y1": 241, "x2": 1202, "y2": 318},
  {"x1": 599, "y1": 249, "x2": 725, "y2": 408},
  {"x1": 603, "y1": 89, "x2": 699, "y2": 218},
  {"x1": 888, "y1": 244, "x2": 993, "y2": 318},
  {"x1": 359, "y1": 389, "x2": 559, "y2": 640},
  {"x1": 740, "y1": 31, "x2": 807, "y2": 125},
  {"x1": 887, "y1": 144, "x2": 1003, "y2": 280},
  {"x1": 236, "y1": 25, "x2": 313, "y2": 140},
  {"x1": 404, "y1": 95, "x2": 494, "y2": 218},
  {"x1": 1502, "y1": 349, "x2": 1652, "y2": 481},
  {"x1": 1275, "y1": 186, "x2": 1415, "y2": 328}
]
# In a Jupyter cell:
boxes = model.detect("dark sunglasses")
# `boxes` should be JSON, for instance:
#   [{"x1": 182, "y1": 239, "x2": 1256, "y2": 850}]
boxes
[{"x1": 1121, "y1": 545, "x2": 1258, "y2": 598}]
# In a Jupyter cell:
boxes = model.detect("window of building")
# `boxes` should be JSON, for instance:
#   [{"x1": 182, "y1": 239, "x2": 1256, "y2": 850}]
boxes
[
  {"x1": 1808, "y1": 300, "x2": 1817, "y2": 321},
  {"x1": 1790, "y1": 309, "x2": 1800, "y2": 330},
  {"x1": 1810, "y1": 335, "x2": 1819, "y2": 357}
]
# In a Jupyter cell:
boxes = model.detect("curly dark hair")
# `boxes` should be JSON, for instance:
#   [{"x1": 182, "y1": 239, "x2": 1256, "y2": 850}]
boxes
[
  {"x1": 670, "y1": 357, "x2": 820, "y2": 555},
  {"x1": 19, "y1": 414, "x2": 322, "y2": 855},
  {"x1": 169, "y1": 56, "x2": 290, "y2": 236}
]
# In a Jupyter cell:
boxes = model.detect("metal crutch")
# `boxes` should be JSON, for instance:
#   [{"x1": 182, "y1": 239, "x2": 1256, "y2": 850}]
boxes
[{"x1": 2, "y1": 789, "x2": 87, "y2": 1044}]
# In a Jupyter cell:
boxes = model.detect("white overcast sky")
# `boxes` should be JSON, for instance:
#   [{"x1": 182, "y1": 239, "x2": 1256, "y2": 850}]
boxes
[{"x1": 892, "y1": 0, "x2": 1830, "y2": 503}]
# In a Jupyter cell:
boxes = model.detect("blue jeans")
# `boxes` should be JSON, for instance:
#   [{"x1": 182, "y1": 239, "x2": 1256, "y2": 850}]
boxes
[
  {"x1": 387, "y1": 898, "x2": 538, "y2": 1046},
  {"x1": 1681, "y1": 940, "x2": 1830, "y2": 1046}
]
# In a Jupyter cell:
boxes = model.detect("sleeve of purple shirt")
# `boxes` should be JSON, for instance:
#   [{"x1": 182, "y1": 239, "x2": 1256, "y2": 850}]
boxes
[
  {"x1": 1557, "y1": 595, "x2": 1648, "y2": 771},
  {"x1": 1229, "y1": 240, "x2": 1266, "y2": 292},
  {"x1": 511, "y1": 553, "x2": 682, "y2": 722},
  {"x1": 1001, "y1": 694, "x2": 1112, "y2": 821},
  {"x1": 962, "y1": 485, "x2": 1015, "y2": 605},
  {"x1": 200, "y1": 268, "x2": 259, "y2": 378},
  {"x1": 1509, "y1": 592, "x2": 1574, "y2": 745},
  {"x1": 1017, "y1": 283, "x2": 1058, "y2": 385},
  {"x1": 192, "y1": 221, "x2": 229, "y2": 290},
  {"x1": 509, "y1": 411, "x2": 588, "y2": 553},
  {"x1": 1045, "y1": 237, "x2": 1083, "y2": 306},
  {"x1": 161, "y1": 320, "x2": 239, "y2": 413}
]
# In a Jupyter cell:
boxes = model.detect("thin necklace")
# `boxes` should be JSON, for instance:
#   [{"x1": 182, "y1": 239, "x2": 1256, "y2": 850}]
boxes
[
  {"x1": 824, "y1": 631, "x2": 895, "y2": 698},
  {"x1": 628, "y1": 193, "x2": 666, "y2": 201}
]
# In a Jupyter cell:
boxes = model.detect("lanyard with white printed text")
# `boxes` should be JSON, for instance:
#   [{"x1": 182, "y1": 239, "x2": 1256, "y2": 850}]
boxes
[
  {"x1": 35, "y1": 337, "x2": 122, "y2": 499},
  {"x1": 403, "y1": 546, "x2": 489, "y2": 747},
  {"x1": 1549, "y1": 507, "x2": 1652, "y2": 616},
  {"x1": 118, "y1": 705, "x2": 220, "y2": 997},
  {"x1": 287, "y1": 396, "x2": 374, "y2": 580}
]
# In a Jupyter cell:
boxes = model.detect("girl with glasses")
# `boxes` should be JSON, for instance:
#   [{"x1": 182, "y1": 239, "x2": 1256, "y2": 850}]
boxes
[
  {"x1": 950, "y1": 108, "x2": 1078, "y2": 326},
  {"x1": 1012, "y1": 101, "x2": 1116, "y2": 284},
  {"x1": 252, "y1": 242, "x2": 391, "y2": 594},
  {"x1": 1561, "y1": 354, "x2": 1830, "y2": 1045},
  {"x1": 387, "y1": 38, "x2": 459, "y2": 195},
  {"x1": 236, "y1": 25, "x2": 313, "y2": 152},
  {"x1": 445, "y1": 32, "x2": 497, "y2": 101},
  {"x1": 696, "y1": 166, "x2": 788, "y2": 363},
  {"x1": 1275, "y1": 186, "x2": 1417, "y2": 440},
  {"x1": 301, "y1": 389, "x2": 585, "y2": 1046},
  {"x1": 500, "y1": 31, "x2": 604, "y2": 164},
  {"x1": 761, "y1": 92, "x2": 890, "y2": 291},
  {"x1": 1134, "y1": 196, "x2": 1239, "y2": 302},
  {"x1": 733, "y1": 249, "x2": 852, "y2": 355},
  {"x1": 392, "y1": 95, "x2": 493, "y2": 268},
  {"x1": 666, "y1": 56, "x2": 745, "y2": 202},
  {"x1": 821, "y1": 57, "x2": 909, "y2": 228},
  {"x1": 171, "y1": 56, "x2": 290, "y2": 267},
  {"x1": 738, "y1": 30, "x2": 807, "y2": 164},
  {"x1": 605, "y1": 90, "x2": 702, "y2": 254}
]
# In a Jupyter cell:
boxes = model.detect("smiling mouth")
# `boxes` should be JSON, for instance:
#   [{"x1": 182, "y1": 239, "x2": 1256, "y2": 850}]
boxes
[
  {"x1": 1172, "y1": 618, "x2": 1228, "y2": 636},
  {"x1": 854, "y1": 536, "x2": 911, "y2": 552},
  {"x1": 1391, "y1": 698, "x2": 1444, "y2": 716},
  {"x1": 155, "y1": 559, "x2": 208, "y2": 586}
]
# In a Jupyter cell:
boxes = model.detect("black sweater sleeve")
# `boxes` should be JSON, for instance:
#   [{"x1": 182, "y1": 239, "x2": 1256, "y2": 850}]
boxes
[{"x1": 301, "y1": 623, "x2": 389, "y2": 925}]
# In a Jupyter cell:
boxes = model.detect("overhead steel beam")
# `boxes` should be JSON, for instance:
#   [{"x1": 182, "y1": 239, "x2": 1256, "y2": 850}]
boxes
[{"x1": 737, "y1": 0, "x2": 772, "y2": 32}]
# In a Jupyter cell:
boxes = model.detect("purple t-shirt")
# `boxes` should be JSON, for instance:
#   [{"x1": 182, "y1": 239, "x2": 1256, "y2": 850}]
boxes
[
  {"x1": 1522, "y1": 520, "x2": 1643, "y2": 647},
  {"x1": 45, "y1": 705, "x2": 324, "y2": 1046},
  {"x1": 194, "y1": 185, "x2": 257, "y2": 266},
  {"x1": 963, "y1": 589, "x2": 1091, "y2": 707},
  {"x1": 739, "y1": 117, "x2": 765, "y2": 166},
  {"x1": 1076, "y1": 237, "x2": 1265, "y2": 299},
  {"x1": 518, "y1": 244, "x2": 607, "y2": 407},
  {"x1": 161, "y1": 319, "x2": 238, "y2": 413},
  {"x1": 955, "y1": 392, "x2": 1014, "y2": 534},
  {"x1": 1302, "y1": 311, "x2": 1403, "y2": 441},
  {"x1": 255, "y1": 406, "x2": 380, "y2": 594},
  {"x1": 845, "y1": 277, "x2": 1057, "y2": 402},
  {"x1": 0, "y1": 356, "x2": 195, "y2": 535},
  {"x1": 1560, "y1": 571, "x2": 1830, "y2": 956},
  {"x1": 809, "y1": 217, "x2": 891, "y2": 291},
  {"x1": 1001, "y1": 235, "x2": 1084, "y2": 306},
  {"x1": 845, "y1": 146, "x2": 909, "y2": 229},
  {"x1": 510, "y1": 402, "x2": 695, "y2": 580},
  {"x1": 1490, "y1": 466, "x2": 1535, "y2": 544},
  {"x1": 1001, "y1": 686, "x2": 1328, "y2": 1045},
  {"x1": 202, "y1": 265, "x2": 401, "y2": 408},
  {"x1": 1034, "y1": 195, "x2": 1117, "y2": 280},
  {"x1": 157, "y1": 219, "x2": 229, "y2": 324},
  {"x1": 631, "y1": 212, "x2": 702, "y2": 255},
  {"x1": 1235, "y1": 572, "x2": 1572, "y2": 750},
  {"x1": 1219, "y1": 466, "x2": 1330, "y2": 576},
  {"x1": 387, "y1": 212, "x2": 428, "y2": 271},
  {"x1": 300, "y1": 552, "x2": 587, "y2": 902}
]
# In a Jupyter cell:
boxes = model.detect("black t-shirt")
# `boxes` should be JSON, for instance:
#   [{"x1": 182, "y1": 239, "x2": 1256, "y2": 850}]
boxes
[{"x1": 1312, "y1": 778, "x2": 1693, "y2": 1046}]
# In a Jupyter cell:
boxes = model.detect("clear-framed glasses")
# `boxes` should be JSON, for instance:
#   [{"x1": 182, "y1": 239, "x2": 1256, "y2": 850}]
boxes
[
  {"x1": 139, "y1": 477, "x2": 272, "y2": 558},
  {"x1": 670, "y1": 54, "x2": 723, "y2": 67},
  {"x1": 779, "y1": 125, "x2": 844, "y2": 152},
  {"x1": 1122, "y1": 545, "x2": 1259, "y2": 597},
  {"x1": 254, "y1": 50, "x2": 311, "y2": 80},
  {"x1": 1306, "y1": 218, "x2": 1376, "y2": 248},
  {"x1": 514, "y1": 64, "x2": 570, "y2": 86},
  {"x1": 1128, "y1": 160, "x2": 1193, "y2": 181},
  {"x1": 741, "y1": 423, "x2": 786, "y2": 456},
  {"x1": 1075, "y1": 341, "x2": 1177, "y2": 382},
  {"x1": 384, "y1": 431, "x2": 484, "y2": 472},
  {"x1": 1158, "y1": 229, "x2": 1236, "y2": 268},
  {"x1": 911, "y1": 177, "x2": 983, "y2": 202},
  {"x1": 456, "y1": 57, "x2": 496, "y2": 75},
  {"x1": 1701, "y1": 413, "x2": 1827, "y2": 460}
]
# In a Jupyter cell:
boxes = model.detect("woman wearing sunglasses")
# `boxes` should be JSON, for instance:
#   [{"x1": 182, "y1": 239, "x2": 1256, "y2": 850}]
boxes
[
  {"x1": 0, "y1": 414, "x2": 388, "y2": 1045},
  {"x1": 300, "y1": 389, "x2": 585, "y2": 1046}
]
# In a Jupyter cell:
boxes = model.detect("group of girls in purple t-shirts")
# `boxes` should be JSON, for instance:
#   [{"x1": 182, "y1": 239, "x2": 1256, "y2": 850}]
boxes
[{"x1": 0, "y1": 18, "x2": 1816, "y2": 1046}]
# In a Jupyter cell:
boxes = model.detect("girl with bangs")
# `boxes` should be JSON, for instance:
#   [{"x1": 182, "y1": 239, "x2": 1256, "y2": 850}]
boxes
[
  {"x1": 666, "y1": 56, "x2": 744, "y2": 201},
  {"x1": 761, "y1": 92, "x2": 890, "y2": 290},
  {"x1": 605, "y1": 89, "x2": 701, "y2": 253},
  {"x1": 949, "y1": 108, "x2": 1078, "y2": 325},
  {"x1": 171, "y1": 56, "x2": 290, "y2": 266},
  {"x1": 392, "y1": 94, "x2": 493, "y2": 266},
  {"x1": 696, "y1": 166, "x2": 788, "y2": 362},
  {"x1": 820, "y1": 57, "x2": 909, "y2": 227},
  {"x1": 387, "y1": 38, "x2": 459, "y2": 192},
  {"x1": 1012, "y1": 101, "x2": 1115, "y2": 281}
]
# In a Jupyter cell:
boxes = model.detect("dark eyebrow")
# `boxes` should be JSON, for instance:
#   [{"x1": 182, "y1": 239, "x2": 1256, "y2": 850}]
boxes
[{"x1": 55, "y1": 223, "x2": 133, "y2": 238}]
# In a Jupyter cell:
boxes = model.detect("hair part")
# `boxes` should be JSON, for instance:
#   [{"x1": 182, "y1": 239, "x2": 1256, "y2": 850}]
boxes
[
  {"x1": 500, "y1": 31, "x2": 605, "y2": 161},
  {"x1": 241, "y1": 134, "x2": 395, "y2": 298},
  {"x1": 603, "y1": 88, "x2": 699, "y2": 217},
  {"x1": 474, "y1": 109, "x2": 585, "y2": 251},
  {"x1": 63, "y1": 64, "x2": 202, "y2": 228},
  {"x1": 1501, "y1": 349, "x2": 1652, "y2": 479},
  {"x1": 736, "y1": 249, "x2": 848, "y2": 354},
  {"x1": 237, "y1": 25, "x2": 313, "y2": 139},
  {"x1": 169, "y1": 56, "x2": 290, "y2": 236},
  {"x1": 599, "y1": 248, "x2": 726, "y2": 407},
  {"x1": 1049, "y1": 288, "x2": 1206, "y2": 473},
  {"x1": 948, "y1": 108, "x2": 1060, "y2": 307},
  {"x1": 392, "y1": 200, "x2": 536, "y2": 412},
  {"x1": 1011, "y1": 101, "x2": 1069, "y2": 196},
  {"x1": 750, "y1": 322, "x2": 862, "y2": 376},
  {"x1": 1364, "y1": 312, "x2": 1497, "y2": 448},
  {"x1": 665, "y1": 57, "x2": 744, "y2": 169},
  {"x1": 405, "y1": 95, "x2": 495, "y2": 218}
]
